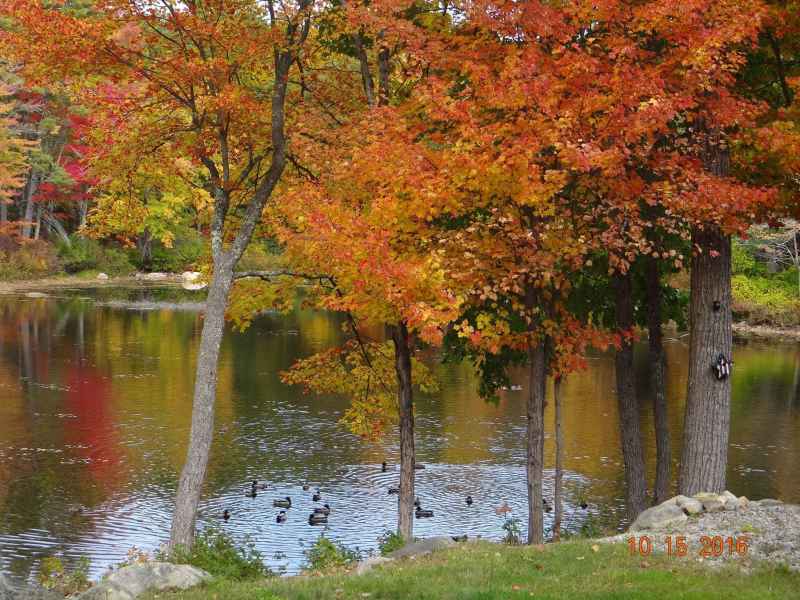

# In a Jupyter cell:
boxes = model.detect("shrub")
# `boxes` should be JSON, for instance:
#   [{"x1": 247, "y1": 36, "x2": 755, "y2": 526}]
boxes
[
  {"x1": 377, "y1": 531, "x2": 406, "y2": 556},
  {"x1": 732, "y1": 274, "x2": 800, "y2": 326},
  {"x1": 501, "y1": 517, "x2": 522, "y2": 545},
  {"x1": 38, "y1": 556, "x2": 91, "y2": 596},
  {"x1": 0, "y1": 240, "x2": 61, "y2": 280},
  {"x1": 304, "y1": 536, "x2": 360, "y2": 572},
  {"x1": 147, "y1": 233, "x2": 205, "y2": 272},
  {"x1": 237, "y1": 243, "x2": 280, "y2": 272},
  {"x1": 160, "y1": 528, "x2": 269, "y2": 581},
  {"x1": 57, "y1": 235, "x2": 135, "y2": 276}
]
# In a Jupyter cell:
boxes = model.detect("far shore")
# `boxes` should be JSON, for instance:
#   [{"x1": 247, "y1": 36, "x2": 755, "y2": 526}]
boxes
[{"x1": 1, "y1": 274, "x2": 799, "y2": 343}]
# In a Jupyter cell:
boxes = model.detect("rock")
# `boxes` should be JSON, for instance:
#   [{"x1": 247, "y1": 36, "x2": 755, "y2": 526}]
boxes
[
  {"x1": 754, "y1": 498, "x2": 783, "y2": 507},
  {"x1": 355, "y1": 556, "x2": 393, "y2": 575},
  {"x1": 692, "y1": 492, "x2": 724, "y2": 504},
  {"x1": 180, "y1": 272, "x2": 207, "y2": 291},
  {"x1": 739, "y1": 496, "x2": 749, "y2": 507},
  {"x1": 630, "y1": 503, "x2": 688, "y2": 531},
  {"x1": 24, "y1": 292, "x2": 48, "y2": 298},
  {"x1": 675, "y1": 495, "x2": 703, "y2": 515},
  {"x1": 0, "y1": 575, "x2": 61, "y2": 600},
  {"x1": 97, "y1": 272, "x2": 109, "y2": 280},
  {"x1": 181, "y1": 271, "x2": 201, "y2": 282},
  {"x1": 702, "y1": 499, "x2": 725, "y2": 513},
  {"x1": 77, "y1": 562, "x2": 211, "y2": 600},
  {"x1": 143, "y1": 272, "x2": 168, "y2": 281},
  {"x1": 388, "y1": 537, "x2": 456, "y2": 559}
]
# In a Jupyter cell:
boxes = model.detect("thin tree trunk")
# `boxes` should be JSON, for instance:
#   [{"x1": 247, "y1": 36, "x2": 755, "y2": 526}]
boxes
[
  {"x1": 20, "y1": 172, "x2": 38, "y2": 239},
  {"x1": 354, "y1": 33, "x2": 376, "y2": 107},
  {"x1": 552, "y1": 375, "x2": 564, "y2": 541},
  {"x1": 1, "y1": 197, "x2": 7, "y2": 223},
  {"x1": 646, "y1": 257, "x2": 671, "y2": 504},
  {"x1": 614, "y1": 270, "x2": 648, "y2": 519},
  {"x1": 33, "y1": 204, "x2": 41, "y2": 240},
  {"x1": 679, "y1": 226, "x2": 732, "y2": 495},
  {"x1": 390, "y1": 321, "x2": 415, "y2": 541},
  {"x1": 378, "y1": 46, "x2": 390, "y2": 106},
  {"x1": 169, "y1": 257, "x2": 235, "y2": 548},
  {"x1": 526, "y1": 340, "x2": 546, "y2": 545}
]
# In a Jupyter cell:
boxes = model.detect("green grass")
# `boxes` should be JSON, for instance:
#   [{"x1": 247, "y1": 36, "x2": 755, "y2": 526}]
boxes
[
  {"x1": 732, "y1": 273, "x2": 800, "y2": 326},
  {"x1": 143, "y1": 540, "x2": 800, "y2": 600}
]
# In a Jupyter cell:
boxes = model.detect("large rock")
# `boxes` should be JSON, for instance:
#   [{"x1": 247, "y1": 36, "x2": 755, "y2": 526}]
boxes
[
  {"x1": 96, "y1": 273, "x2": 109, "y2": 281},
  {"x1": 0, "y1": 575, "x2": 61, "y2": 600},
  {"x1": 675, "y1": 495, "x2": 703, "y2": 515},
  {"x1": 630, "y1": 503, "x2": 688, "y2": 531},
  {"x1": 180, "y1": 272, "x2": 207, "y2": 291},
  {"x1": 355, "y1": 556, "x2": 393, "y2": 575},
  {"x1": 143, "y1": 272, "x2": 168, "y2": 281},
  {"x1": 388, "y1": 536, "x2": 456, "y2": 559},
  {"x1": 77, "y1": 563, "x2": 211, "y2": 600}
]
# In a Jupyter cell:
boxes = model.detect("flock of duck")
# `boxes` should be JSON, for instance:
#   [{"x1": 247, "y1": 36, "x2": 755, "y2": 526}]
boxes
[
  {"x1": 222, "y1": 461, "x2": 467, "y2": 526},
  {"x1": 221, "y1": 462, "x2": 590, "y2": 527}
]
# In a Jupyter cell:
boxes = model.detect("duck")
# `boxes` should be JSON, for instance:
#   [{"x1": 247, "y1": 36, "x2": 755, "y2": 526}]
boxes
[
  {"x1": 415, "y1": 507, "x2": 434, "y2": 518},
  {"x1": 302, "y1": 484, "x2": 310, "y2": 491},
  {"x1": 308, "y1": 513, "x2": 328, "y2": 525},
  {"x1": 451, "y1": 535, "x2": 468, "y2": 542},
  {"x1": 388, "y1": 486, "x2": 400, "y2": 495},
  {"x1": 543, "y1": 498, "x2": 552, "y2": 513},
  {"x1": 252, "y1": 480, "x2": 268, "y2": 491},
  {"x1": 314, "y1": 504, "x2": 331, "y2": 516},
  {"x1": 414, "y1": 463, "x2": 425, "y2": 470},
  {"x1": 580, "y1": 502, "x2": 588, "y2": 510},
  {"x1": 466, "y1": 495, "x2": 473, "y2": 506},
  {"x1": 276, "y1": 511, "x2": 287, "y2": 523},
  {"x1": 273, "y1": 496, "x2": 292, "y2": 508},
  {"x1": 245, "y1": 487, "x2": 257, "y2": 499},
  {"x1": 312, "y1": 491, "x2": 322, "y2": 502},
  {"x1": 381, "y1": 461, "x2": 388, "y2": 472},
  {"x1": 414, "y1": 497, "x2": 421, "y2": 508},
  {"x1": 222, "y1": 509, "x2": 231, "y2": 522}
]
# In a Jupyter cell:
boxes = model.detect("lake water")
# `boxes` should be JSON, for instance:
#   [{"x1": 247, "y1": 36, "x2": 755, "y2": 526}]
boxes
[{"x1": 0, "y1": 285, "x2": 798, "y2": 580}]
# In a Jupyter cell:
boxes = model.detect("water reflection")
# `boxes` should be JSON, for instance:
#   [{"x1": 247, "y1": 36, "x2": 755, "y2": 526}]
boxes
[{"x1": 0, "y1": 286, "x2": 798, "y2": 580}]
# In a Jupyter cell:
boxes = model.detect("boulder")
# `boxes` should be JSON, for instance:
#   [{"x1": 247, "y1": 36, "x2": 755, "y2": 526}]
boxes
[
  {"x1": 355, "y1": 556, "x2": 393, "y2": 575},
  {"x1": 143, "y1": 272, "x2": 168, "y2": 281},
  {"x1": 629, "y1": 503, "x2": 688, "y2": 531},
  {"x1": 24, "y1": 292, "x2": 48, "y2": 299},
  {"x1": 0, "y1": 574, "x2": 15, "y2": 600},
  {"x1": 77, "y1": 562, "x2": 211, "y2": 600},
  {"x1": 180, "y1": 272, "x2": 207, "y2": 291},
  {"x1": 692, "y1": 492, "x2": 724, "y2": 504},
  {"x1": 0, "y1": 575, "x2": 61, "y2": 600},
  {"x1": 675, "y1": 495, "x2": 703, "y2": 515},
  {"x1": 388, "y1": 537, "x2": 456, "y2": 559},
  {"x1": 702, "y1": 499, "x2": 725, "y2": 513},
  {"x1": 181, "y1": 271, "x2": 201, "y2": 282},
  {"x1": 96, "y1": 273, "x2": 109, "y2": 281},
  {"x1": 753, "y1": 498, "x2": 783, "y2": 507}
]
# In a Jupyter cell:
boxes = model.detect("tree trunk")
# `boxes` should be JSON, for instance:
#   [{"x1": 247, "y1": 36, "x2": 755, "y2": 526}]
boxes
[
  {"x1": 390, "y1": 321, "x2": 415, "y2": 541},
  {"x1": 526, "y1": 340, "x2": 546, "y2": 545},
  {"x1": 614, "y1": 270, "x2": 648, "y2": 519},
  {"x1": 137, "y1": 230, "x2": 153, "y2": 269},
  {"x1": 169, "y1": 256, "x2": 235, "y2": 548},
  {"x1": 20, "y1": 172, "x2": 38, "y2": 239},
  {"x1": 679, "y1": 226, "x2": 732, "y2": 495},
  {"x1": 1, "y1": 197, "x2": 7, "y2": 223},
  {"x1": 552, "y1": 375, "x2": 564, "y2": 541},
  {"x1": 646, "y1": 257, "x2": 671, "y2": 504},
  {"x1": 33, "y1": 204, "x2": 41, "y2": 240}
]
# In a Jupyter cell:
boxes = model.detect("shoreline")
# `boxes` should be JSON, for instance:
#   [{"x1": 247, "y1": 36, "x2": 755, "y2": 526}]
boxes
[{"x1": 1, "y1": 275, "x2": 799, "y2": 343}]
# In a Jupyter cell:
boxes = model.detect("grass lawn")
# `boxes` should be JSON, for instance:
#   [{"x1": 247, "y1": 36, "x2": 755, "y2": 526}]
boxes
[{"x1": 144, "y1": 540, "x2": 800, "y2": 600}]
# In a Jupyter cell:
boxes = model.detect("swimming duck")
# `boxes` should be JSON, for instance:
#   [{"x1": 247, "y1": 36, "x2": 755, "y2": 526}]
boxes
[
  {"x1": 314, "y1": 504, "x2": 331, "y2": 516},
  {"x1": 273, "y1": 496, "x2": 292, "y2": 508},
  {"x1": 276, "y1": 511, "x2": 287, "y2": 523},
  {"x1": 252, "y1": 480, "x2": 268, "y2": 491},
  {"x1": 312, "y1": 491, "x2": 322, "y2": 502},
  {"x1": 466, "y1": 496, "x2": 473, "y2": 506},
  {"x1": 543, "y1": 498, "x2": 552, "y2": 513},
  {"x1": 388, "y1": 486, "x2": 400, "y2": 495},
  {"x1": 580, "y1": 502, "x2": 588, "y2": 510},
  {"x1": 414, "y1": 497, "x2": 421, "y2": 508},
  {"x1": 222, "y1": 509, "x2": 231, "y2": 522},
  {"x1": 308, "y1": 513, "x2": 328, "y2": 525},
  {"x1": 415, "y1": 507, "x2": 434, "y2": 518},
  {"x1": 246, "y1": 487, "x2": 257, "y2": 499},
  {"x1": 414, "y1": 463, "x2": 425, "y2": 470},
  {"x1": 302, "y1": 484, "x2": 310, "y2": 491},
  {"x1": 451, "y1": 535, "x2": 468, "y2": 542}
]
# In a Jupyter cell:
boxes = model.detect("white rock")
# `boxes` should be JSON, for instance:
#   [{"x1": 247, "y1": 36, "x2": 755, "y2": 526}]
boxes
[
  {"x1": 181, "y1": 271, "x2": 201, "y2": 282},
  {"x1": 355, "y1": 556, "x2": 393, "y2": 575},
  {"x1": 24, "y1": 292, "x2": 48, "y2": 298},
  {"x1": 97, "y1": 272, "x2": 109, "y2": 280},
  {"x1": 629, "y1": 503, "x2": 688, "y2": 531},
  {"x1": 77, "y1": 562, "x2": 211, "y2": 600},
  {"x1": 388, "y1": 536, "x2": 456, "y2": 559},
  {"x1": 675, "y1": 495, "x2": 704, "y2": 515},
  {"x1": 143, "y1": 272, "x2": 168, "y2": 281}
]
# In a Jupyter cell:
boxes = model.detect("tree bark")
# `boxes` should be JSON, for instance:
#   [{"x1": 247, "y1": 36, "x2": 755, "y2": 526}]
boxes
[
  {"x1": 526, "y1": 340, "x2": 546, "y2": 545},
  {"x1": 614, "y1": 270, "x2": 648, "y2": 519},
  {"x1": 169, "y1": 257, "x2": 235, "y2": 548},
  {"x1": 679, "y1": 226, "x2": 732, "y2": 495},
  {"x1": 646, "y1": 257, "x2": 671, "y2": 504},
  {"x1": 20, "y1": 172, "x2": 38, "y2": 239},
  {"x1": 1, "y1": 197, "x2": 7, "y2": 223},
  {"x1": 354, "y1": 33, "x2": 376, "y2": 107},
  {"x1": 390, "y1": 321, "x2": 415, "y2": 541},
  {"x1": 552, "y1": 375, "x2": 564, "y2": 541}
]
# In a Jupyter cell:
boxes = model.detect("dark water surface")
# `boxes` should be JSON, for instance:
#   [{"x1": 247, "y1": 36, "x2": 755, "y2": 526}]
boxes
[{"x1": 0, "y1": 285, "x2": 798, "y2": 579}]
